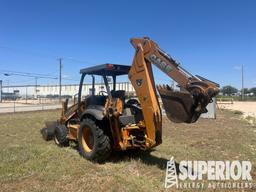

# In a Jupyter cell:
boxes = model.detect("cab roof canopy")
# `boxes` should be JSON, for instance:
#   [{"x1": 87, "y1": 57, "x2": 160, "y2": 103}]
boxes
[{"x1": 80, "y1": 63, "x2": 130, "y2": 76}]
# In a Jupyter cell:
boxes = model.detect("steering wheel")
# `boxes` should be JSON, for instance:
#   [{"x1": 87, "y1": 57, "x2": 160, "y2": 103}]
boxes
[
  {"x1": 126, "y1": 99, "x2": 140, "y2": 106},
  {"x1": 98, "y1": 91, "x2": 108, "y2": 96}
]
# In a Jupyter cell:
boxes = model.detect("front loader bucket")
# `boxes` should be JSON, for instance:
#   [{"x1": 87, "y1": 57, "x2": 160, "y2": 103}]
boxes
[
  {"x1": 157, "y1": 85, "x2": 202, "y2": 123},
  {"x1": 40, "y1": 121, "x2": 57, "y2": 141}
]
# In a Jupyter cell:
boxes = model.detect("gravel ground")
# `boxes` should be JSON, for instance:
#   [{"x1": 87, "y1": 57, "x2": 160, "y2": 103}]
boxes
[{"x1": 218, "y1": 101, "x2": 256, "y2": 118}]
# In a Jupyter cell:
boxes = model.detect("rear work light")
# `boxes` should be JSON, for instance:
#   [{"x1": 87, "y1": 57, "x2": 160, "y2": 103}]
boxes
[{"x1": 106, "y1": 64, "x2": 114, "y2": 69}]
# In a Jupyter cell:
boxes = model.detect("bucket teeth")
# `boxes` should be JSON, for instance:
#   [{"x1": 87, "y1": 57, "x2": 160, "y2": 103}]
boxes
[{"x1": 157, "y1": 84, "x2": 172, "y2": 93}]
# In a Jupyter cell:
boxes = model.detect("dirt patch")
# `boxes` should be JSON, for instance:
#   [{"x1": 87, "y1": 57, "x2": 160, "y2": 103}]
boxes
[
  {"x1": 218, "y1": 101, "x2": 256, "y2": 126},
  {"x1": 218, "y1": 101, "x2": 256, "y2": 118}
]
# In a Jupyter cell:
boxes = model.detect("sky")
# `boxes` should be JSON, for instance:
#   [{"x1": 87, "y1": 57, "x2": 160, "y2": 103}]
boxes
[{"x1": 0, "y1": 0, "x2": 255, "y2": 88}]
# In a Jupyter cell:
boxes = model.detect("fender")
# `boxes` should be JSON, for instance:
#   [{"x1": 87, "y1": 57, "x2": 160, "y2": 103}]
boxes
[{"x1": 81, "y1": 105, "x2": 105, "y2": 120}]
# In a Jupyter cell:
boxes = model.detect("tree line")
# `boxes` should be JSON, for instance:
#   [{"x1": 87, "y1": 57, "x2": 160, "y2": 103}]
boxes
[{"x1": 221, "y1": 85, "x2": 256, "y2": 96}]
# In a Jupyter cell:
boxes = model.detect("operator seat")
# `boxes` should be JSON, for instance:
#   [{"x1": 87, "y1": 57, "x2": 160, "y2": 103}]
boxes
[
  {"x1": 84, "y1": 95, "x2": 107, "y2": 107},
  {"x1": 111, "y1": 90, "x2": 126, "y2": 101}
]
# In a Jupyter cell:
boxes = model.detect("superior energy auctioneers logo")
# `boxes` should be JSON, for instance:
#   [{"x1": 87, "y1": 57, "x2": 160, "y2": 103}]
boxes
[{"x1": 165, "y1": 157, "x2": 254, "y2": 190}]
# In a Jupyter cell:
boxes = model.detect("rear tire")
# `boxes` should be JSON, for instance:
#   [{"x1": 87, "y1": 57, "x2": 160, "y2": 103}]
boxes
[
  {"x1": 54, "y1": 125, "x2": 69, "y2": 147},
  {"x1": 78, "y1": 118, "x2": 111, "y2": 162}
]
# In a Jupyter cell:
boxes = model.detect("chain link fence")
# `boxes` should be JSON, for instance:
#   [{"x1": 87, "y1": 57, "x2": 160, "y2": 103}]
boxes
[{"x1": 0, "y1": 82, "x2": 135, "y2": 113}]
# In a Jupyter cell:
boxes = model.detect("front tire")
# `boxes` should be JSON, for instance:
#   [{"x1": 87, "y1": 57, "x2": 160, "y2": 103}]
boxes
[
  {"x1": 41, "y1": 127, "x2": 54, "y2": 141},
  {"x1": 78, "y1": 118, "x2": 111, "y2": 162},
  {"x1": 54, "y1": 125, "x2": 69, "y2": 147}
]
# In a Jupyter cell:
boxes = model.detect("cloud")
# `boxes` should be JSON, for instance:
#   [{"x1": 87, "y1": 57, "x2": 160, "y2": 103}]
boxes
[
  {"x1": 233, "y1": 65, "x2": 241, "y2": 70},
  {"x1": 62, "y1": 74, "x2": 70, "y2": 78}
]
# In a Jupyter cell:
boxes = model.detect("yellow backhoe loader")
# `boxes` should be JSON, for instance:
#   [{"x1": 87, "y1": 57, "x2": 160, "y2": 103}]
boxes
[{"x1": 41, "y1": 37, "x2": 219, "y2": 162}]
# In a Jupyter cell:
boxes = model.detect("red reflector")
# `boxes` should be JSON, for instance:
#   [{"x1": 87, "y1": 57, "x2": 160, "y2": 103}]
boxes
[{"x1": 106, "y1": 64, "x2": 114, "y2": 69}]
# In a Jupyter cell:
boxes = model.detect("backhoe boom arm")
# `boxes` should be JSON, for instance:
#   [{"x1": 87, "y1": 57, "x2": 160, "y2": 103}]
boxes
[{"x1": 128, "y1": 37, "x2": 219, "y2": 147}]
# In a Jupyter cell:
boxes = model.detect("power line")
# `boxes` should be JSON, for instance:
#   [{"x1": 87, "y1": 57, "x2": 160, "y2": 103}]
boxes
[
  {"x1": 0, "y1": 45, "x2": 57, "y2": 60},
  {"x1": 62, "y1": 57, "x2": 96, "y2": 64},
  {"x1": 0, "y1": 44, "x2": 95, "y2": 64},
  {"x1": 0, "y1": 70, "x2": 57, "y2": 79},
  {"x1": 0, "y1": 69, "x2": 79, "y2": 82},
  {"x1": 1, "y1": 72, "x2": 58, "y2": 98},
  {"x1": 4, "y1": 79, "x2": 36, "y2": 85}
]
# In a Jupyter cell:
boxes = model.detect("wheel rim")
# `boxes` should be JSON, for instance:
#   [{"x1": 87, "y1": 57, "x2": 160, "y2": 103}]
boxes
[
  {"x1": 81, "y1": 127, "x2": 94, "y2": 152},
  {"x1": 54, "y1": 135, "x2": 60, "y2": 145}
]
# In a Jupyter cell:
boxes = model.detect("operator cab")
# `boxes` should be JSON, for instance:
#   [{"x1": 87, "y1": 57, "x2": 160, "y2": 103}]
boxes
[
  {"x1": 78, "y1": 63, "x2": 141, "y2": 123},
  {"x1": 78, "y1": 63, "x2": 130, "y2": 106}
]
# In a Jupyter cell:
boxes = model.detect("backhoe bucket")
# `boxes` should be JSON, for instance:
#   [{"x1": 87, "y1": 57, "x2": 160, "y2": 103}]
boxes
[{"x1": 157, "y1": 85, "x2": 202, "y2": 123}]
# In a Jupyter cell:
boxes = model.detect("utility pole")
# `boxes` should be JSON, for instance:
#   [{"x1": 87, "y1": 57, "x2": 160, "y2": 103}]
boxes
[
  {"x1": 241, "y1": 64, "x2": 244, "y2": 101},
  {"x1": 7, "y1": 80, "x2": 9, "y2": 93},
  {"x1": 0, "y1": 80, "x2": 2, "y2": 103},
  {"x1": 59, "y1": 58, "x2": 62, "y2": 102},
  {"x1": 35, "y1": 77, "x2": 38, "y2": 99},
  {"x1": 25, "y1": 86, "x2": 28, "y2": 104}
]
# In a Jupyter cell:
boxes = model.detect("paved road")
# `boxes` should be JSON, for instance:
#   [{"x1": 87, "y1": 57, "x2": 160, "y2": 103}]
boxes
[{"x1": 0, "y1": 102, "x2": 61, "y2": 113}]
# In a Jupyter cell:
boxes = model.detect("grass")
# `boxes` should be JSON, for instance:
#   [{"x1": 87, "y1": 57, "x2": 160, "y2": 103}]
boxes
[
  {"x1": 226, "y1": 109, "x2": 256, "y2": 126},
  {"x1": 232, "y1": 110, "x2": 244, "y2": 115},
  {"x1": 245, "y1": 115, "x2": 256, "y2": 125},
  {"x1": 0, "y1": 110, "x2": 255, "y2": 191},
  {"x1": 217, "y1": 95, "x2": 256, "y2": 101}
]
